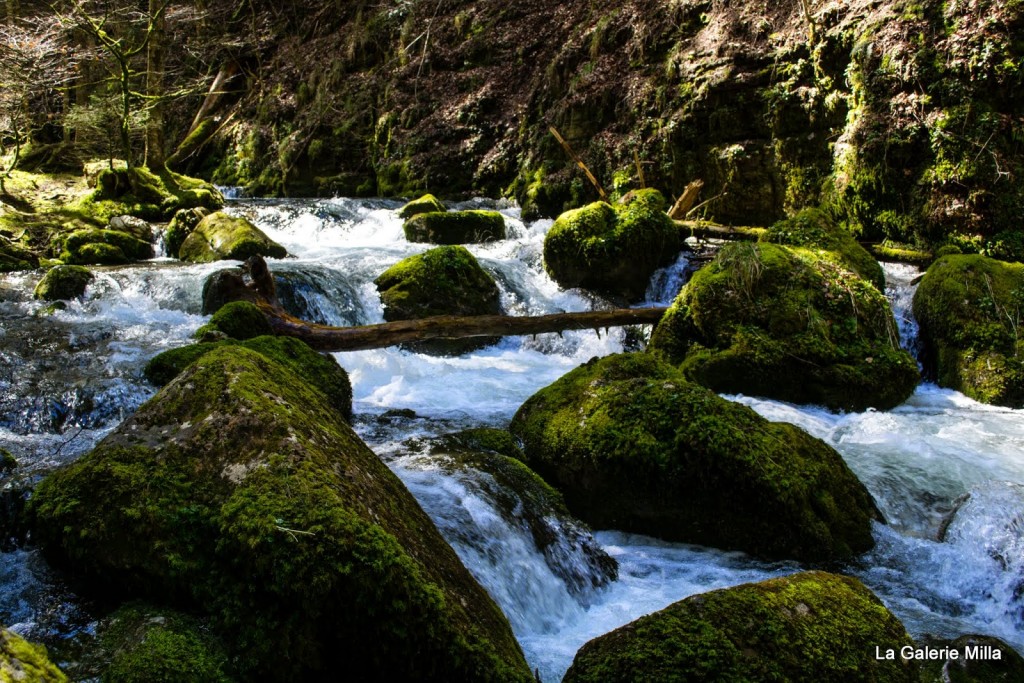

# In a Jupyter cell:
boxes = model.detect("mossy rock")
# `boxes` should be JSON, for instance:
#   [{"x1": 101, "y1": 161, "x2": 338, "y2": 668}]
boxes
[
  {"x1": 0, "y1": 449, "x2": 15, "y2": 474},
  {"x1": 424, "y1": 429, "x2": 618, "y2": 595},
  {"x1": 93, "y1": 167, "x2": 223, "y2": 220},
  {"x1": 509, "y1": 353, "x2": 881, "y2": 562},
  {"x1": 195, "y1": 301, "x2": 272, "y2": 341},
  {"x1": 375, "y1": 245, "x2": 502, "y2": 354},
  {"x1": 99, "y1": 603, "x2": 233, "y2": 683},
  {"x1": 29, "y1": 348, "x2": 531, "y2": 682},
  {"x1": 543, "y1": 189, "x2": 681, "y2": 301},
  {"x1": 397, "y1": 194, "x2": 446, "y2": 219},
  {"x1": 0, "y1": 241, "x2": 39, "y2": 272},
  {"x1": 33, "y1": 265, "x2": 94, "y2": 301},
  {"x1": 403, "y1": 210, "x2": 506, "y2": 245},
  {"x1": 200, "y1": 268, "x2": 259, "y2": 315},
  {"x1": 917, "y1": 635, "x2": 1024, "y2": 683},
  {"x1": 913, "y1": 254, "x2": 1024, "y2": 407},
  {"x1": 145, "y1": 335, "x2": 353, "y2": 422},
  {"x1": 179, "y1": 212, "x2": 287, "y2": 263},
  {"x1": 60, "y1": 229, "x2": 154, "y2": 266},
  {"x1": 0, "y1": 627, "x2": 68, "y2": 682},
  {"x1": 763, "y1": 207, "x2": 884, "y2": 290},
  {"x1": 564, "y1": 571, "x2": 918, "y2": 683},
  {"x1": 108, "y1": 215, "x2": 154, "y2": 243},
  {"x1": 165, "y1": 207, "x2": 209, "y2": 259},
  {"x1": 649, "y1": 241, "x2": 919, "y2": 411}
]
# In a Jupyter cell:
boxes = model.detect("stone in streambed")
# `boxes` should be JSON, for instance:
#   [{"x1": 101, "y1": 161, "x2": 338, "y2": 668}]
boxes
[
  {"x1": 179, "y1": 212, "x2": 286, "y2": 263},
  {"x1": 397, "y1": 193, "x2": 446, "y2": 219},
  {"x1": 33, "y1": 265, "x2": 94, "y2": 301},
  {"x1": 403, "y1": 210, "x2": 506, "y2": 244}
]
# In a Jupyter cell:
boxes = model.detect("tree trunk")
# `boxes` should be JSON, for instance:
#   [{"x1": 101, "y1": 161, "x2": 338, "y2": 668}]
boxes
[{"x1": 144, "y1": 0, "x2": 166, "y2": 168}]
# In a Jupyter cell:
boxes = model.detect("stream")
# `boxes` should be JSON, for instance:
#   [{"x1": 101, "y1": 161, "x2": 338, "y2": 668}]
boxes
[{"x1": 1, "y1": 198, "x2": 1022, "y2": 681}]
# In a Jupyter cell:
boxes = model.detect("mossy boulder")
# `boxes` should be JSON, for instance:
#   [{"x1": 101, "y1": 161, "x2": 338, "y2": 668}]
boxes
[
  {"x1": 179, "y1": 212, "x2": 287, "y2": 263},
  {"x1": 509, "y1": 353, "x2": 881, "y2": 562},
  {"x1": 99, "y1": 603, "x2": 233, "y2": 683},
  {"x1": 92, "y1": 167, "x2": 223, "y2": 221},
  {"x1": 194, "y1": 301, "x2": 272, "y2": 341},
  {"x1": 543, "y1": 189, "x2": 681, "y2": 300},
  {"x1": 0, "y1": 449, "x2": 15, "y2": 474},
  {"x1": 108, "y1": 215, "x2": 154, "y2": 243},
  {"x1": 0, "y1": 240, "x2": 39, "y2": 272},
  {"x1": 33, "y1": 265, "x2": 94, "y2": 301},
  {"x1": 649, "y1": 241, "x2": 919, "y2": 411},
  {"x1": 398, "y1": 193, "x2": 446, "y2": 219},
  {"x1": 423, "y1": 429, "x2": 618, "y2": 596},
  {"x1": 0, "y1": 627, "x2": 68, "y2": 682},
  {"x1": 403, "y1": 210, "x2": 506, "y2": 244},
  {"x1": 564, "y1": 571, "x2": 917, "y2": 683},
  {"x1": 913, "y1": 254, "x2": 1024, "y2": 407},
  {"x1": 145, "y1": 335, "x2": 353, "y2": 422},
  {"x1": 375, "y1": 245, "x2": 502, "y2": 354},
  {"x1": 29, "y1": 348, "x2": 532, "y2": 682},
  {"x1": 165, "y1": 207, "x2": 209, "y2": 259},
  {"x1": 917, "y1": 635, "x2": 1024, "y2": 683},
  {"x1": 60, "y1": 228, "x2": 154, "y2": 266}
]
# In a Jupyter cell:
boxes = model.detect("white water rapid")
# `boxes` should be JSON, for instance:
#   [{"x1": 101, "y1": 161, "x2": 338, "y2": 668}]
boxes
[{"x1": 1, "y1": 200, "x2": 1022, "y2": 681}]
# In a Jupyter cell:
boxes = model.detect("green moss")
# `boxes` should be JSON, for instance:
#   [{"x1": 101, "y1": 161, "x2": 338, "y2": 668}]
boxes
[
  {"x1": 144, "y1": 342, "x2": 236, "y2": 386},
  {"x1": 403, "y1": 210, "x2": 506, "y2": 245},
  {"x1": 85, "y1": 167, "x2": 223, "y2": 222},
  {"x1": 397, "y1": 194, "x2": 446, "y2": 219},
  {"x1": 509, "y1": 353, "x2": 881, "y2": 561},
  {"x1": 201, "y1": 301, "x2": 272, "y2": 340},
  {"x1": 913, "y1": 254, "x2": 1024, "y2": 407},
  {"x1": 564, "y1": 572, "x2": 917, "y2": 683},
  {"x1": 0, "y1": 449, "x2": 15, "y2": 474},
  {"x1": 0, "y1": 628, "x2": 68, "y2": 682},
  {"x1": 33, "y1": 265, "x2": 94, "y2": 301},
  {"x1": 100, "y1": 604, "x2": 233, "y2": 683},
  {"x1": 179, "y1": 212, "x2": 287, "y2": 263},
  {"x1": 29, "y1": 348, "x2": 532, "y2": 682},
  {"x1": 0, "y1": 241, "x2": 38, "y2": 272},
  {"x1": 649, "y1": 241, "x2": 919, "y2": 411},
  {"x1": 60, "y1": 229, "x2": 154, "y2": 265},
  {"x1": 165, "y1": 208, "x2": 209, "y2": 260},
  {"x1": 917, "y1": 635, "x2": 1024, "y2": 683},
  {"x1": 544, "y1": 189, "x2": 681, "y2": 300}
]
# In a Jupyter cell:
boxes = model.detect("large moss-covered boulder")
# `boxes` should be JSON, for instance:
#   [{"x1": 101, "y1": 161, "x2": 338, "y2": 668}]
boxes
[
  {"x1": 403, "y1": 210, "x2": 505, "y2": 244},
  {"x1": 0, "y1": 627, "x2": 67, "y2": 682},
  {"x1": 564, "y1": 571, "x2": 917, "y2": 683},
  {"x1": 375, "y1": 245, "x2": 502, "y2": 354},
  {"x1": 60, "y1": 228, "x2": 154, "y2": 265},
  {"x1": 398, "y1": 193, "x2": 446, "y2": 219},
  {"x1": 29, "y1": 348, "x2": 531, "y2": 682},
  {"x1": 99, "y1": 603, "x2": 233, "y2": 683},
  {"x1": 913, "y1": 254, "x2": 1024, "y2": 407},
  {"x1": 543, "y1": 189, "x2": 681, "y2": 300},
  {"x1": 179, "y1": 212, "x2": 287, "y2": 263},
  {"x1": 165, "y1": 207, "x2": 209, "y2": 259},
  {"x1": 93, "y1": 166, "x2": 223, "y2": 220},
  {"x1": 649, "y1": 240, "x2": 919, "y2": 411},
  {"x1": 144, "y1": 335, "x2": 353, "y2": 422},
  {"x1": 509, "y1": 353, "x2": 881, "y2": 562},
  {"x1": 917, "y1": 635, "x2": 1024, "y2": 683},
  {"x1": 33, "y1": 265, "x2": 94, "y2": 301}
]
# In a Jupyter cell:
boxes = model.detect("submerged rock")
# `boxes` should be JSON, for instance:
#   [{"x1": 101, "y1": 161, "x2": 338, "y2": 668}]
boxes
[
  {"x1": 375, "y1": 245, "x2": 502, "y2": 354},
  {"x1": 403, "y1": 210, "x2": 505, "y2": 244},
  {"x1": 649, "y1": 239, "x2": 919, "y2": 411},
  {"x1": 30, "y1": 347, "x2": 531, "y2": 681},
  {"x1": 913, "y1": 254, "x2": 1024, "y2": 408},
  {"x1": 509, "y1": 353, "x2": 881, "y2": 562},
  {"x1": 564, "y1": 571, "x2": 917, "y2": 683},
  {"x1": 60, "y1": 228, "x2": 154, "y2": 265},
  {"x1": 543, "y1": 189, "x2": 681, "y2": 301},
  {"x1": 179, "y1": 212, "x2": 287, "y2": 263},
  {"x1": 398, "y1": 193, "x2": 446, "y2": 219},
  {"x1": 33, "y1": 265, "x2": 94, "y2": 301},
  {"x1": 0, "y1": 627, "x2": 67, "y2": 682}
]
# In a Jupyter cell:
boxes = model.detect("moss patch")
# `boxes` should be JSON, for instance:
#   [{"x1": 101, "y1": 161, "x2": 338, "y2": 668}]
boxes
[
  {"x1": 564, "y1": 571, "x2": 918, "y2": 683},
  {"x1": 179, "y1": 212, "x2": 287, "y2": 263},
  {"x1": 913, "y1": 254, "x2": 1024, "y2": 407},
  {"x1": 509, "y1": 353, "x2": 881, "y2": 562},
  {"x1": 397, "y1": 194, "x2": 446, "y2": 219},
  {"x1": 33, "y1": 265, "x2": 94, "y2": 301},
  {"x1": 196, "y1": 301, "x2": 272, "y2": 341},
  {"x1": 543, "y1": 189, "x2": 681, "y2": 300},
  {"x1": 0, "y1": 628, "x2": 68, "y2": 682},
  {"x1": 403, "y1": 210, "x2": 506, "y2": 245},
  {"x1": 59, "y1": 228, "x2": 154, "y2": 265}
]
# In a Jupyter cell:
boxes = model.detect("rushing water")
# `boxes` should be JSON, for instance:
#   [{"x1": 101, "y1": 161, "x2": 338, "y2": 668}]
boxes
[{"x1": 1, "y1": 199, "x2": 1022, "y2": 681}]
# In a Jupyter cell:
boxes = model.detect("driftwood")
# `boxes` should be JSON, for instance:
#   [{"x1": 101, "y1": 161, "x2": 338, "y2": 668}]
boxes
[
  {"x1": 549, "y1": 126, "x2": 608, "y2": 201},
  {"x1": 675, "y1": 220, "x2": 766, "y2": 241},
  {"x1": 228, "y1": 256, "x2": 668, "y2": 352},
  {"x1": 668, "y1": 180, "x2": 704, "y2": 220}
]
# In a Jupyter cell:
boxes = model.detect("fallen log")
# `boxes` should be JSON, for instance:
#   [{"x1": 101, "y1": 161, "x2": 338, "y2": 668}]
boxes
[
  {"x1": 675, "y1": 220, "x2": 766, "y2": 241},
  {"x1": 262, "y1": 306, "x2": 669, "y2": 352}
]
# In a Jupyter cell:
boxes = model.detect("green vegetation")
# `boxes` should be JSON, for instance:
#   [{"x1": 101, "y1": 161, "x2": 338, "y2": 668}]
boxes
[
  {"x1": 543, "y1": 189, "x2": 681, "y2": 300},
  {"x1": 33, "y1": 265, "x2": 94, "y2": 301},
  {"x1": 403, "y1": 210, "x2": 506, "y2": 245},
  {"x1": 178, "y1": 212, "x2": 287, "y2": 263},
  {"x1": 917, "y1": 635, "x2": 1024, "y2": 683},
  {"x1": 913, "y1": 254, "x2": 1024, "y2": 407},
  {"x1": 165, "y1": 208, "x2": 209, "y2": 260},
  {"x1": 0, "y1": 449, "x2": 15, "y2": 474},
  {"x1": 29, "y1": 348, "x2": 532, "y2": 682},
  {"x1": 564, "y1": 572, "x2": 917, "y2": 683},
  {"x1": 397, "y1": 193, "x2": 446, "y2": 219},
  {"x1": 194, "y1": 301, "x2": 272, "y2": 341},
  {"x1": 60, "y1": 228, "x2": 153, "y2": 265},
  {"x1": 0, "y1": 628, "x2": 67, "y2": 682},
  {"x1": 509, "y1": 353, "x2": 881, "y2": 561}
]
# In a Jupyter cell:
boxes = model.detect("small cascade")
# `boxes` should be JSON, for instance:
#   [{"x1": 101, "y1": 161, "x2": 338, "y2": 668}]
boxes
[
  {"x1": 644, "y1": 252, "x2": 691, "y2": 305},
  {"x1": 882, "y1": 262, "x2": 923, "y2": 359}
]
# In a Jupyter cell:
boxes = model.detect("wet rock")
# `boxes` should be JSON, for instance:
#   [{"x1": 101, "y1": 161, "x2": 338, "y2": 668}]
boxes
[
  {"x1": 33, "y1": 265, "x2": 94, "y2": 301},
  {"x1": 403, "y1": 210, "x2": 505, "y2": 244},
  {"x1": 510, "y1": 353, "x2": 882, "y2": 562},
  {"x1": 60, "y1": 229, "x2": 154, "y2": 266},
  {"x1": 564, "y1": 571, "x2": 918, "y2": 683},
  {"x1": 109, "y1": 215, "x2": 154, "y2": 243},
  {"x1": 917, "y1": 634, "x2": 1024, "y2": 683},
  {"x1": 179, "y1": 212, "x2": 287, "y2": 263},
  {"x1": 30, "y1": 347, "x2": 531, "y2": 681},
  {"x1": 200, "y1": 268, "x2": 258, "y2": 315}
]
